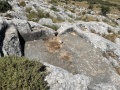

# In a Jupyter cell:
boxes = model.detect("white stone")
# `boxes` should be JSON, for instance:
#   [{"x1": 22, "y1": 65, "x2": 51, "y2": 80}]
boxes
[
  {"x1": 44, "y1": 63, "x2": 91, "y2": 90},
  {"x1": 38, "y1": 18, "x2": 53, "y2": 25}
]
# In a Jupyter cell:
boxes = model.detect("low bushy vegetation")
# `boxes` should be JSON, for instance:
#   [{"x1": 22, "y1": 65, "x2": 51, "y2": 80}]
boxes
[
  {"x1": 44, "y1": 24, "x2": 59, "y2": 31},
  {"x1": 74, "y1": 0, "x2": 120, "y2": 7},
  {"x1": 101, "y1": 6, "x2": 110, "y2": 16},
  {"x1": 51, "y1": 6, "x2": 59, "y2": 12},
  {"x1": 90, "y1": 29, "x2": 120, "y2": 43},
  {"x1": 74, "y1": 0, "x2": 120, "y2": 12},
  {"x1": 49, "y1": 0, "x2": 68, "y2": 4},
  {"x1": 79, "y1": 15, "x2": 99, "y2": 22},
  {"x1": 88, "y1": 4, "x2": 93, "y2": 10},
  {"x1": 102, "y1": 33, "x2": 118, "y2": 42},
  {"x1": 0, "y1": 0, "x2": 12, "y2": 13},
  {"x1": 26, "y1": 9, "x2": 50, "y2": 22},
  {"x1": 49, "y1": 0, "x2": 58, "y2": 4},
  {"x1": 0, "y1": 56, "x2": 49, "y2": 90},
  {"x1": 19, "y1": 1, "x2": 26, "y2": 7},
  {"x1": 102, "y1": 18, "x2": 118, "y2": 27}
]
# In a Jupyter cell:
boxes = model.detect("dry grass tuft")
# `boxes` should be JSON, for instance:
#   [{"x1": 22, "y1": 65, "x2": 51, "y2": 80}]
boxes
[
  {"x1": 114, "y1": 67, "x2": 120, "y2": 75},
  {"x1": 104, "y1": 51, "x2": 119, "y2": 60},
  {"x1": 102, "y1": 33, "x2": 118, "y2": 42},
  {"x1": 19, "y1": 1, "x2": 26, "y2": 7},
  {"x1": 80, "y1": 15, "x2": 99, "y2": 22},
  {"x1": 60, "y1": 51, "x2": 71, "y2": 61},
  {"x1": 46, "y1": 37, "x2": 62, "y2": 52}
]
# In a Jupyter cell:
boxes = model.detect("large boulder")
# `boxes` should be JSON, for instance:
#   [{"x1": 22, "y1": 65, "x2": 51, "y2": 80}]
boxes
[
  {"x1": 2, "y1": 23, "x2": 22, "y2": 56},
  {"x1": 45, "y1": 63, "x2": 91, "y2": 90},
  {"x1": 25, "y1": 32, "x2": 120, "y2": 88},
  {"x1": 20, "y1": 21, "x2": 55, "y2": 41},
  {"x1": 12, "y1": 19, "x2": 32, "y2": 34},
  {"x1": 25, "y1": 23, "x2": 120, "y2": 89}
]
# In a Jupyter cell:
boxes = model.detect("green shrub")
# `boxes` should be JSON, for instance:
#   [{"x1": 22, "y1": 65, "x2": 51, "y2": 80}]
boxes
[
  {"x1": 49, "y1": 0, "x2": 58, "y2": 3},
  {"x1": 37, "y1": 10, "x2": 50, "y2": 19},
  {"x1": 25, "y1": 7, "x2": 32, "y2": 13},
  {"x1": 19, "y1": 1, "x2": 26, "y2": 7},
  {"x1": 5, "y1": 13, "x2": 13, "y2": 18},
  {"x1": 103, "y1": 18, "x2": 118, "y2": 27},
  {"x1": 26, "y1": 10, "x2": 50, "y2": 22},
  {"x1": 51, "y1": 6, "x2": 59, "y2": 12},
  {"x1": 101, "y1": 6, "x2": 110, "y2": 16},
  {"x1": 26, "y1": 11, "x2": 39, "y2": 22},
  {"x1": 102, "y1": 33, "x2": 118, "y2": 42},
  {"x1": 44, "y1": 24, "x2": 59, "y2": 31},
  {"x1": 0, "y1": 0, "x2": 12, "y2": 13},
  {"x1": 0, "y1": 56, "x2": 49, "y2": 90},
  {"x1": 74, "y1": 0, "x2": 120, "y2": 11},
  {"x1": 88, "y1": 4, "x2": 93, "y2": 10},
  {"x1": 52, "y1": 16, "x2": 65, "y2": 23},
  {"x1": 118, "y1": 7, "x2": 120, "y2": 11}
]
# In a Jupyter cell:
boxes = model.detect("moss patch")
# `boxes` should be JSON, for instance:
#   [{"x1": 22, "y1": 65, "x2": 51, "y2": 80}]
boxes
[{"x1": 0, "y1": 1, "x2": 12, "y2": 13}]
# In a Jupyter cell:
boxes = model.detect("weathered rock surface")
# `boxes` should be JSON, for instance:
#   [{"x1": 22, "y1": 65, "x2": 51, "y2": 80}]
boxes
[
  {"x1": 0, "y1": 0, "x2": 120, "y2": 90},
  {"x1": 1, "y1": 16, "x2": 120, "y2": 89},
  {"x1": 0, "y1": 18, "x2": 22, "y2": 56},
  {"x1": 38, "y1": 18, "x2": 53, "y2": 25},
  {"x1": 25, "y1": 31, "x2": 120, "y2": 89},
  {"x1": 57, "y1": 22, "x2": 120, "y2": 61},
  {"x1": 115, "y1": 38, "x2": 120, "y2": 46},
  {"x1": 20, "y1": 25, "x2": 55, "y2": 41},
  {"x1": 3, "y1": 24, "x2": 22, "y2": 56},
  {"x1": 88, "y1": 83, "x2": 117, "y2": 90},
  {"x1": 44, "y1": 63, "x2": 91, "y2": 90},
  {"x1": 12, "y1": 19, "x2": 32, "y2": 34}
]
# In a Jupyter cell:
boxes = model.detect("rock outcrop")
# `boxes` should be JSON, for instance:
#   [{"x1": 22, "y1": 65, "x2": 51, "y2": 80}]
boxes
[
  {"x1": 0, "y1": 18, "x2": 22, "y2": 57},
  {"x1": 0, "y1": 0, "x2": 120, "y2": 90},
  {"x1": 2, "y1": 23, "x2": 22, "y2": 56},
  {"x1": 44, "y1": 63, "x2": 91, "y2": 90}
]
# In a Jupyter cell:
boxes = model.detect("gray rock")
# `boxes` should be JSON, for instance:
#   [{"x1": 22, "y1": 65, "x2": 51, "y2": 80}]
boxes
[
  {"x1": 89, "y1": 83, "x2": 117, "y2": 90},
  {"x1": 25, "y1": 32, "x2": 120, "y2": 87},
  {"x1": 21, "y1": 29, "x2": 55, "y2": 41},
  {"x1": 44, "y1": 63, "x2": 91, "y2": 90},
  {"x1": 21, "y1": 21, "x2": 55, "y2": 41},
  {"x1": 38, "y1": 18, "x2": 53, "y2": 25},
  {"x1": 0, "y1": 18, "x2": 7, "y2": 30},
  {"x1": 115, "y1": 38, "x2": 120, "y2": 46},
  {"x1": 57, "y1": 22, "x2": 120, "y2": 60},
  {"x1": 2, "y1": 23, "x2": 22, "y2": 56},
  {"x1": 12, "y1": 19, "x2": 32, "y2": 34},
  {"x1": 8, "y1": 1, "x2": 27, "y2": 20},
  {"x1": 1, "y1": 0, "x2": 120, "y2": 89},
  {"x1": 28, "y1": 21, "x2": 44, "y2": 29}
]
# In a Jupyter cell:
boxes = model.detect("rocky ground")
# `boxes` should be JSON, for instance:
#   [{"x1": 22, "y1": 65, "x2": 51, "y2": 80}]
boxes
[{"x1": 0, "y1": 0, "x2": 120, "y2": 90}]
